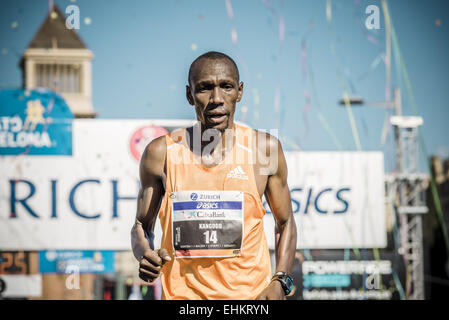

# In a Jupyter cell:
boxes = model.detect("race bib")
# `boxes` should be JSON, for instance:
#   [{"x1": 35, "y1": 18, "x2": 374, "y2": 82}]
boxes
[{"x1": 171, "y1": 190, "x2": 244, "y2": 258}]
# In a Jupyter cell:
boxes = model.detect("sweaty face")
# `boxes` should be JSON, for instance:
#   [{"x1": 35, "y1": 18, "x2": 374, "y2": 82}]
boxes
[{"x1": 187, "y1": 59, "x2": 243, "y2": 132}]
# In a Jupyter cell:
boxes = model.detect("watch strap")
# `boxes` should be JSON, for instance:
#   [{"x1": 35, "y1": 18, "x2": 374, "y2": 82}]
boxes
[{"x1": 271, "y1": 271, "x2": 293, "y2": 295}]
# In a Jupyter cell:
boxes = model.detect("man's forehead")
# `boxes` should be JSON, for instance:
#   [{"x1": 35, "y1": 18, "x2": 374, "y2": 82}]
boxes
[{"x1": 190, "y1": 58, "x2": 239, "y2": 83}]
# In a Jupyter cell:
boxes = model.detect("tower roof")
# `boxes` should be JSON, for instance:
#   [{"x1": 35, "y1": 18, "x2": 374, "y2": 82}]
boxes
[{"x1": 27, "y1": 5, "x2": 87, "y2": 49}]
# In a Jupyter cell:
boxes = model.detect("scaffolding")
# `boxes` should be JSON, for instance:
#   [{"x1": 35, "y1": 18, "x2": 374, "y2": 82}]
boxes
[{"x1": 389, "y1": 113, "x2": 428, "y2": 300}]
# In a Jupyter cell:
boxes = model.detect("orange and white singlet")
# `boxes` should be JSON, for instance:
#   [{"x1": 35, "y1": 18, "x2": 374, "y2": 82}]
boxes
[{"x1": 157, "y1": 123, "x2": 272, "y2": 300}]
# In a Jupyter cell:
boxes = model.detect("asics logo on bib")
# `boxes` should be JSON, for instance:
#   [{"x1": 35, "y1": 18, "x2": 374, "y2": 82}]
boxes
[
  {"x1": 196, "y1": 202, "x2": 219, "y2": 209},
  {"x1": 226, "y1": 166, "x2": 248, "y2": 180}
]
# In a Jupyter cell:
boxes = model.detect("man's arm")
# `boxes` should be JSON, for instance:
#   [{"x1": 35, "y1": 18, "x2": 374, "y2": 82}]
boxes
[
  {"x1": 256, "y1": 136, "x2": 297, "y2": 300},
  {"x1": 131, "y1": 136, "x2": 171, "y2": 283}
]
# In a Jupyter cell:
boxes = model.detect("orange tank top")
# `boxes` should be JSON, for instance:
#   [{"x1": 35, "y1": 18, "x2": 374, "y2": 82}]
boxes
[{"x1": 157, "y1": 123, "x2": 272, "y2": 300}]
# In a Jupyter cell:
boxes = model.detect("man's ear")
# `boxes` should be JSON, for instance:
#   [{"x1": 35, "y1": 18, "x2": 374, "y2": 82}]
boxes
[
  {"x1": 236, "y1": 81, "x2": 244, "y2": 102},
  {"x1": 186, "y1": 85, "x2": 194, "y2": 106}
]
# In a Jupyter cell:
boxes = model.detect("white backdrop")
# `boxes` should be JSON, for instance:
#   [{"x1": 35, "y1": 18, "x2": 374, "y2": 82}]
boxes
[
  {"x1": 0, "y1": 119, "x2": 188, "y2": 250},
  {"x1": 0, "y1": 120, "x2": 386, "y2": 250},
  {"x1": 263, "y1": 152, "x2": 386, "y2": 249}
]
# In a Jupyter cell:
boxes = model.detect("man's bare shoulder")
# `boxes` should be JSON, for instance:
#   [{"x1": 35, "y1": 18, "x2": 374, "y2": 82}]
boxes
[
  {"x1": 250, "y1": 128, "x2": 281, "y2": 154},
  {"x1": 250, "y1": 128, "x2": 285, "y2": 177},
  {"x1": 140, "y1": 135, "x2": 167, "y2": 177}
]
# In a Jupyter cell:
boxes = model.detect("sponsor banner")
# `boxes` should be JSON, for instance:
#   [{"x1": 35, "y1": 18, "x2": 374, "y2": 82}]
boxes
[
  {"x1": 0, "y1": 251, "x2": 38, "y2": 275},
  {"x1": 0, "y1": 88, "x2": 73, "y2": 156},
  {"x1": 287, "y1": 250, "x2": 405, "y2": 300},
  {"x1": 0, "y1": 251, "x2": 41, "y2": 298},
  {"x1": 0, "y1": 274, "x2": 42, "y2": 298},
  {"x1": 39, "y1": 250, "x2": 115, "y2": 274},
  {"x1": 0, "y1": 119, "x2": 186, "y2": 250},
  {"x1": 263, "y1": 152, "x2": 386, "y2": 249},
  {"x1": 129, "y1": 125, "x2": 168, "y2": 161},
  {"x1": 1, "y1": 120, "x2": 385, "y2": 250}
]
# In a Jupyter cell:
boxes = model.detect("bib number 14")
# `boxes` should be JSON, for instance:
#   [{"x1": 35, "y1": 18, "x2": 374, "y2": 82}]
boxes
[
  {"x1": 203, "y1": 230, "x2": 218, "y2": 244},
  {"x1": 171, "y1": 190, "x2": 243, "y2": 258}
]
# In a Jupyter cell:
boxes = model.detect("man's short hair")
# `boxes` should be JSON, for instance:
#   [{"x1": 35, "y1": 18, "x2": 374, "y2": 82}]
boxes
[{"x1": 188, "y1": 51, "x2": 240, "y2": 86}]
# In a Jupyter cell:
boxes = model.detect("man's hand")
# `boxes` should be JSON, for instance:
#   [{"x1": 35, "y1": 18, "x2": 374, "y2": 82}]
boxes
[
  {"x1": 138, "y1": 248, "x2": 171, "y2": 283},
  {"x1": 256, "y1": 280, "x2": 286, "y2": 300}
]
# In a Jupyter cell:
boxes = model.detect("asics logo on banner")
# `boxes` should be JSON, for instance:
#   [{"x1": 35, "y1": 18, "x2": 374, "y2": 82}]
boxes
[
  {"x1": 196, "y1": 202, "x2": 218, "y2": 209},
  {"x1": 226, "y1": 166, "x2": 248, "y2": 180},
  {"x1": 190, "y1": 193, "x2": 198, "y2": 200}
]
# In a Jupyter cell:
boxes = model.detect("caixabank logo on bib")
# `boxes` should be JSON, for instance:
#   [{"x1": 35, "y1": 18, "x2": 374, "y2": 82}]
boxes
[{"x1": 0, "y1": 89, "x2": 73, "y2": 156}]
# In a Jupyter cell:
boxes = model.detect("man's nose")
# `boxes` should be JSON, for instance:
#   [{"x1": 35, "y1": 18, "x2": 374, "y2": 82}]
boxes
[{"x1": 210, "y1": 86, "x2": 224, "y2": 104}]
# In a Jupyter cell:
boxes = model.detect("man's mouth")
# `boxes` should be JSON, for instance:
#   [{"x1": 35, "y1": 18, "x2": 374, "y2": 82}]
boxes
[{"x1": 205, "y1": 113, "x2": 228, "y2": 124}]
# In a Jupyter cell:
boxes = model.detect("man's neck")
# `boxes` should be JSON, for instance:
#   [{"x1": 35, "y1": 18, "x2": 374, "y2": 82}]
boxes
[{"x1": 188, "y1": 122, "x2": 237, "y2": 166}]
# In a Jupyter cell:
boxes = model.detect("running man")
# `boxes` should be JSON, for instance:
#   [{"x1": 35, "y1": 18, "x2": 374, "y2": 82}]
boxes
[{"x1": 131, "y1": 51, "x2": 297, "y2": 300}]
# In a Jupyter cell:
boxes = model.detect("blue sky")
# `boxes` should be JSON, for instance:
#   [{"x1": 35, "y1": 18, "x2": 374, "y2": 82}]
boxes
[{"x1": 1, "y1": 0, "x2": 448, "y2": 172}]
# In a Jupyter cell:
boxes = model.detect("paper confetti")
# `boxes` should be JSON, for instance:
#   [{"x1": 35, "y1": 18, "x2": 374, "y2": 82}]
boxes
[
  {"x1": 261, "y1": 0, "x2": 285, "y2": 46},
  {"x1": 279, "y1": 16, "x2": 285, "y2": 45},
  {"x1": 252, "y1": 88, "x2": 260, "y2": 106},
  {"x1": 225, "y1": 0, "x2": 234, "y2": 20},
  {"x1": 231, "y1": 28, "x2": 238, "y2": 45},
  {"x1": 326, "y1": 0, "x2": 332, "y2": 25},
  {"x1": 274, "y1": 83, "x2": 280, "y2": 113},
  {"x1": 302, "y1": 89, "x2": 311, "y2": 137}
]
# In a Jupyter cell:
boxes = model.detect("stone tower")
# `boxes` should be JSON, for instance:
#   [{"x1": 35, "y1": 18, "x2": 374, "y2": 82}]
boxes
[{"x1": 20, "y1": 5, "x2": 96, "y2": 118}]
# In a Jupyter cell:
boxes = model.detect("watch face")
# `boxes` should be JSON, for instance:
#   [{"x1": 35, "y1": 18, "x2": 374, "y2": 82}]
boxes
[
  {"x1": 272, "y1": 273, "x2": 294, "y2": 295},
  {"x1": 285, "y1": 276, "x2": 293, "y2": 293}
]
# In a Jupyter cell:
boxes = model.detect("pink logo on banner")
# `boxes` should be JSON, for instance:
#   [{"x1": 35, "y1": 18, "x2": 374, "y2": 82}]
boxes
[{"x1": 129, "y1": 125, "x2": 168, "y2": 162}]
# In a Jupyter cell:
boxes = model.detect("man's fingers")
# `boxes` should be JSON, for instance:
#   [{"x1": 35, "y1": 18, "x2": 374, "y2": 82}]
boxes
[
  {"x1": 140, "y1": 258, "x2": 162, "y2": 273},
  {"x1": 138, "y1": 248, "x2": 170, "y2": 284},
  {"x1": 158, "y1": 248, "x2": 172, "y2": 264},
  {"x1": 139, "y1": 261, "x2": 161, "y2": 275},
  {"x1": 142, "y1": 250, "x2": 163, "y2": 267},
  {"x1": 139, "y1": 267, "x2": 158, "y2": 279},
  {"x1": 138, "y1": 249, "x2": 168, "y2": 283}
]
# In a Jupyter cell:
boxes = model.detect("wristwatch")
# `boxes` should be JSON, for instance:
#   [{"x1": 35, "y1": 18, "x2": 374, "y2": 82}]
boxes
[{"x1": 271, "y1": 271, "x2": 294, "y2": 296}]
